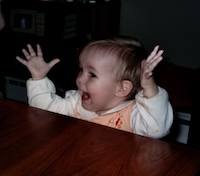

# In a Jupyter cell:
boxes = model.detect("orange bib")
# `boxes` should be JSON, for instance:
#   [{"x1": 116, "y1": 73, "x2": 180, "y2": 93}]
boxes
[{"x1": 73, "y1": 101, "x2": 135, "y2": 133}]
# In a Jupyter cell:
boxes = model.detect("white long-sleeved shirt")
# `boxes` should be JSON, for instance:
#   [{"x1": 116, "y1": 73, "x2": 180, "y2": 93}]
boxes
[{"x1": 27, "y1": 77, "x2": 173, "y2": 139}]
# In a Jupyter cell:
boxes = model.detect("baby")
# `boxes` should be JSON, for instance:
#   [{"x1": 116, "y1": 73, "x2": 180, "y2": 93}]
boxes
[{"x1": 16, "y1": 36, "x2": 173, "y2": 138}]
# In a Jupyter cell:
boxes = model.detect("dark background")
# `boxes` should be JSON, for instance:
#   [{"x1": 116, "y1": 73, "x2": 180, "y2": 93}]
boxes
[{"x1": 120, "y1": 0, "x2": 200, "y2": 69}]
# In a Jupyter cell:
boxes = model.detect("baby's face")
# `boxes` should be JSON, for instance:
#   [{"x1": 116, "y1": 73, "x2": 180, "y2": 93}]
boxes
[{"x1": 76, "y1": 52, "x2": 122, "y2": 113}]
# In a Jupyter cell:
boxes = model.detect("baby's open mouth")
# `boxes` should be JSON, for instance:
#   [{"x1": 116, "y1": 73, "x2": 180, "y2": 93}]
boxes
[{"x1": 82, "y1": 92, "x2": 90, "y2": 101}]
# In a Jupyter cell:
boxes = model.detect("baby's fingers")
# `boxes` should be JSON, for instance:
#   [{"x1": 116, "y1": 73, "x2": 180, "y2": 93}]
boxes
[
  {"x1": 48, "y1": 58, "x2": 60, "y2": 69},
  {"x1": 27, "y1": 44, "x2": 36, "y2": 57},
  {"x1": 141, "y1": 55, "x2": 163, "y2": 73},
  {"x1": 16, "y1": 56, "x2": 27, "y2": 66},
  {"x1": 146, "y1": 45, "x2": 159, "y2": 62},
  {"x1": 21, "y1": 48, "x2": 31, "y2": 60},
  {"x1": 150, "y1": 56, "x2": 163, "y2": 70},
  {"x1": 36, "y1": 44, "x2": 43, "y2": 57},
  {"x1": 147, "y1": 45, "x2": 163, "y2": 63},
  {"x1": 153, "y1": 50, "x2": 164, "y2": 62}
]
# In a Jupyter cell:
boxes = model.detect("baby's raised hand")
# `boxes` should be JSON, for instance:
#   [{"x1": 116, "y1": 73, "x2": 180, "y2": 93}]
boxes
[
  {"x1": 16, "y1": 44, "x2": 60, "y2": 80},
  {"x1": 140, "y1": 45, "x2": 163, "y2": 96}
]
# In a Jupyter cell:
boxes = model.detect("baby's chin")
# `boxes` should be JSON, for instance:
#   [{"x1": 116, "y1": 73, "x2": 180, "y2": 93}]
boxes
[
  {"x1": 81, "y1": 102, "x2": 93, "y2": 111},
  {"x1": 79, "y1": 91, "x2": 107, "y2": 113},
  {"x1": 81, "y1": 103, "x2": 98, "y2": 113}
]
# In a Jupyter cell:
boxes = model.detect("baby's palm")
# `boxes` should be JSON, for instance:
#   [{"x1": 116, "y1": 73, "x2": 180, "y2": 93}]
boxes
[{"x1": 26, "y1": 55, "x2": 52, "y2": 79}]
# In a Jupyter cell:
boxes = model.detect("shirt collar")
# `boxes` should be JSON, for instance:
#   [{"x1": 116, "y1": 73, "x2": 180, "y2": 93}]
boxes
[{"x1": 77, "y1": 98, "x2": 133, "y2": 120}]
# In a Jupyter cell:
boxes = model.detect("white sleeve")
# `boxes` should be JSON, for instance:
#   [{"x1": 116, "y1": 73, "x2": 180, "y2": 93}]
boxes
[
  {"x1": 27, "y1": 77, "x2": 79, "y2": 116},
  {"x1": 130, "y1": 87, "x2": 173, "y2": 139}
]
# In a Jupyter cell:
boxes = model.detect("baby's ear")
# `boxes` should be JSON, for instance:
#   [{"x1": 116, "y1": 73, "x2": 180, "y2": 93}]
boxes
[{"x1": 115, "y1": 80, "x2": 133, "y2": 97}]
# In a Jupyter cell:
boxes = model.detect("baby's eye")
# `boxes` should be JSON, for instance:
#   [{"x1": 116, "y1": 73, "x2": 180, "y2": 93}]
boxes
[{"x1": 89, "y1": 72, "x2": 96, "y2": 78}]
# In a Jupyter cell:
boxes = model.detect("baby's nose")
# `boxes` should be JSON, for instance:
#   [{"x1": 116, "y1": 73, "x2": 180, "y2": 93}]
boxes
[{"x1": 76, "y1": 74, "x2": 85, "y2": 86}]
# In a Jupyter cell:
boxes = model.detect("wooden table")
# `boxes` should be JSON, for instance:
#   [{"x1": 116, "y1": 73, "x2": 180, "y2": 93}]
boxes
[{"x1": 0, "y1": 99, "x2": 200, "y2": 176}]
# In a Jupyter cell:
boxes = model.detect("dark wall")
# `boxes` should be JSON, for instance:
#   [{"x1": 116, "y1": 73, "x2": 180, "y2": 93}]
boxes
[{"x1": 120, "y1": 0, "x2": 200, "y2": 69}]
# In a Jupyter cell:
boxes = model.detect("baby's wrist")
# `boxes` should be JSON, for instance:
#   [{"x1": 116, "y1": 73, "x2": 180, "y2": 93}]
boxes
[
  {"x1": 142, "y1": 84, "x2": 159, "y2": 98},
  {"x1": 32, "y1": 75, "x2": 46, "y2": 80}
]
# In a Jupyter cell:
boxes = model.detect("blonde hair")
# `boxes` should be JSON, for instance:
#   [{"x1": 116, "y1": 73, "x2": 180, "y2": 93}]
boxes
[{"x1": 80, "y1": 36, "x2": 147, "y2": 100}]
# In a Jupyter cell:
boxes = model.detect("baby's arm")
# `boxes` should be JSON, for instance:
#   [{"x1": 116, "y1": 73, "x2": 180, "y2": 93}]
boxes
[
  {"x1": 131, "y1": 87, "x2": 173, "y2": 138},
  {"x1": 27, "y1": 77, "x2": 77, "y2": 116},
  {"x1": 16, "y1": 44, "x2": 72, "y2": 115},
  {"x1": 16, "y1": 44, "x2": 60, "y2": 80},
  {"x1": 131, "y1": 46, "x2": 173, "y2": 138},
  {"x1": 140, "y1": 46, "x2": 163, "y2": 98}
]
